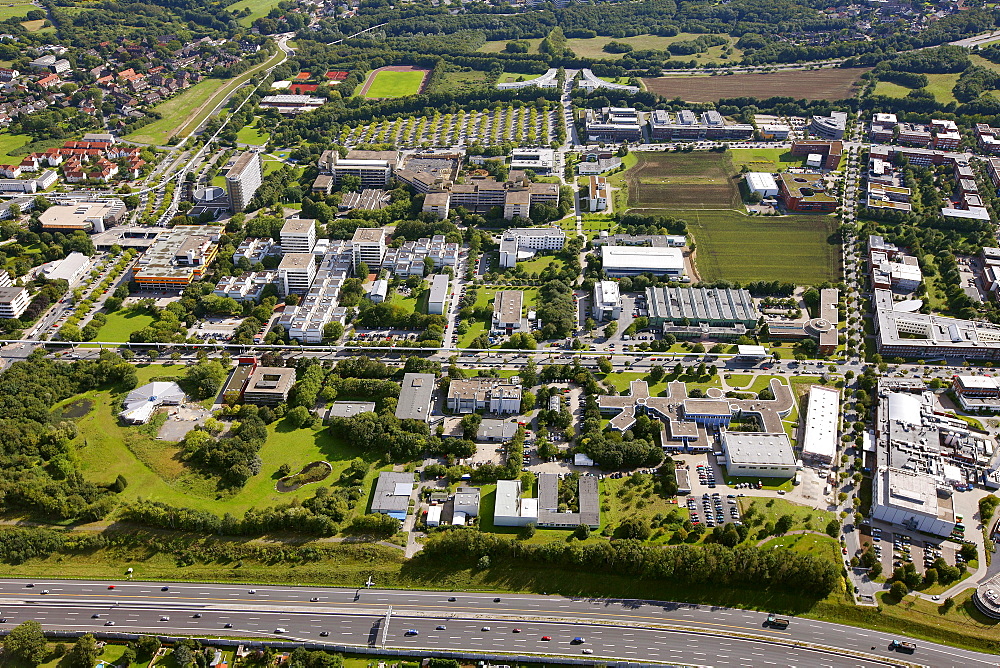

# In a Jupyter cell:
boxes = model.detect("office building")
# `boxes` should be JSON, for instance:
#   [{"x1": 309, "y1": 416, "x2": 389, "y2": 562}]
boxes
[
  {"x1": 801, "y1": 385, "x2": 840, "y2": 465},
  {"x1": 537, "y1": 473, "x2": 601, "y2": 529},
  {"x1": 278, "y1": 253, "x2": 315, "y2": 295},
  {"x1": 38, "y1": 199, "x2": 126, "y2": 233},
  {"x1": 491, "y1": 290, "x2": 525, "y2": 334},
  {"x1": 225, "y1": 151, "x2": 263, "y2": 212},
  {"x1": 778, "y1": 172, "x2": 838, "y2": 212},
  {"x1": 427, "y1": 273, "x2": 449, "y2": 315},
  {"x1": 584, "y1": 107, "x2": 643, "y2": 142},
  {"x1": 447, "y1": 377, "x2": 521, "y2": 415},
  {"x1": 646, "y1": 286, "x2": 758, "y2": 329},
  {"x1": 242, "y1": 366, "x2": 296, "y2": 406},
  {"x1": 493, "y1": 479, "x2": 538, "y2": 527},
  {"x1": 396, "y1": 372, "x2": 436, "y2": 422},
  {"x1": 213, "y1": 271, "x2": 279, "y2": 303},
  {"x1": 809, "y1": 111, "x2": 848, "y2": 140},
  {"x1": 588, "y1": 175, "x2": 609, "y2": 212},
  {"x1": 422, "y1": 191, "x2": 450, "y2": 219},
  {"x1": 601, "y1": 246, "x2": 685, "y2": 279},
  {"x1": 370, "y1": 472, "x2": 413, "y2": 519},
  {"x1": 0, "y1": 286, "x2": 28, "y2": 319},
  {"x1": 576, "y1": 68, "x2": 638, "y2": 94},
  {"x1": 592, "y1": 280, "x2": 621, "y2": 321},
  {"x1": 497, "y1": 68, "x2": 559, "y2": 90},
  {"x1": 280, "y1": 218, "x2": 316, "y2": 254},
  {"x1": 318, "y1": 149, "x2": 398, "y2": 188},
  {"x1": 874, "y1": 288, "x2": 1000, "y2": 360},
  {"x1": 648, "y1": 109, "x2": 754, "y2": 141},
  {"x1": 132, "y1": 225, "x2": 219, "y2": 290},
  {"x1": 351, "y1": 227, "x2": 387, "y2": 271},
  {"x1": 721, "y1": 432, "x2": 799, "y2": 478},
  {"x1": 382, "y1": 236, "x2": 459, "y2": 277},
  {"x1": 498, "y1": 227, "x2": 565, "y2": 268},
  {"x1": 951, "y1": 375, "x2": 1000, "y2": 412},
  {"x1": 510, "y1": 148, "x2": 555, "y2": 174},
  {"x1": 790, "y1": 141, "x2": 843, "y2": 170},
  {"x1": 233, "y1": 238, "x2": 278, "y2": 266},
  {"x1": 869, "y1": 113, "x2": 897, "y2": 142},
  {"x1": 119, "y1": 381, "x2": 185, "y2": 424}
]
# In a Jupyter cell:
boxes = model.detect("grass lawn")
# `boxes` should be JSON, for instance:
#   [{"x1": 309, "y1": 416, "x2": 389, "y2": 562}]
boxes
[
  {"x1": 759, "y1": 532, "x2": 841, "y2": 563},
  {"x1": 0, "y1": 3, "x2": 34, "y2": 19},
  {"x1": 478, "y1": 38, "x2": 543, "y2": 53},
  {"x1": 873, "y1": 80, "x2": 913, "y2": 98},
  {"x1": 236, "y1": 119, "x2": 270, "y2": 145},
  {"x1": 924, "y1": 73, "x2": 960, "y2": 103},
  {"x1": 428, "y1": 69, "x2": 492, "y2": 94},
  {"x1": 459, "y1": 287, "x2": 538, "y2": 348},
  {"x1": 363, "y1": 70, "x2": 425, "y2": 98},
  {"x1": 0, "y1": 132, "x2": 34, "y2": 164},
  {"x1": 227, "y1": 0, "x2": 282, "y2": 26},
  {"x1": 601, "y1": 371, "x2": 722, "y2": 395},
  {"x1": 515, "y1": 254, "x2": 564, "y2": 275},
  {"x1": 127, "y1": 48, "x2": 284, "y2": 145},
  {"x1": 727, "y1": 374, "x2": 782, "y2": 395},
  {"x1": 681, "y1": 209, "x2": 840, "y2": 284},
  {"x1": 21, "y1": 18, "x2": 50, "y2": 32},
  {"x1": 741, "y1": 497, "x2": 836, "y2": 527},
  {"x1": 93, "y1": 310, "x2": 154, "y2": 343},
  {"x1": 728, "y1": 148, "x2": 806, "y2": 173},
  {"x1": 389, "y1": 290, "x2": 420, "y2": 314},
  {"x1": 565, "y1": 33, "x2": 742, "y2": 64}
]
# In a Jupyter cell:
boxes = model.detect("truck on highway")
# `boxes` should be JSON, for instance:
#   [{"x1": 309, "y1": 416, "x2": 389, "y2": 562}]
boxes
[
  {"x1": 765, "y1": 614, "x2": 789, "y2": 629},
  {"x1": 890, "y1": 640, "x2": 916, "y2": 653}
]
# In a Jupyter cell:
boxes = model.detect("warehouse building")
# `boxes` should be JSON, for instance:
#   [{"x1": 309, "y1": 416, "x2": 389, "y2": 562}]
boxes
[
  {"x1": 645, "y1": 286, "x2": 758, "y2": 329},
  {"x1": 370, "y1": 472, "x2": 413, "y2": 519},
  {"x1": 38, "y1": 199, "x2": 127, "y2": 233},
  {"x1": 601, "y1": 246, "x2": 685, "y2": 279},
  {"x1": 801, "y1": 385, "x2": 840, "y2": 466},
  {"x1": 494, "y1": 479, "x2": 538, "y2": 527},
  {"x1": 721, "y1": 432, "x2": 799, "y2": 478},
  {"x1": 745, "y1": 172, "x2": 778, "y2": 198},
  {"x1": 396, "y1": 372, "x2": 436, "y2": 422}
]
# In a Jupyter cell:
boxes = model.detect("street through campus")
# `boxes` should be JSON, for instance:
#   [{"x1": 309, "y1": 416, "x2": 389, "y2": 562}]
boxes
[{"x1": 0, "y1": 579, "x2": 991, "y2": 667}]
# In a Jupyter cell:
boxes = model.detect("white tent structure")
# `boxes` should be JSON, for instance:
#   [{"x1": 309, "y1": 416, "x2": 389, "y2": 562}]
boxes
[{"x1": 120, "y1": 381, "x2": 185, "y2": 424}]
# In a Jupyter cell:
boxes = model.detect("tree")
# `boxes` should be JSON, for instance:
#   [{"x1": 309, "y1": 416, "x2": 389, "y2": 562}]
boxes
[
  {"x1": 825, "y1": 519, "x2": 840, "y2": 537},
  {"x1": 619, "y1": 516, "x2": 650, "y2": 540},
  {"x1": 519, "y1": 522, "x2": 536, "y2": 540},
  {"x1": 460, "y1": 413, "x2": 482, "y2": 440},
  {"x1": 521, "y1": 391, "x2": 536, "y2": 412},
  {"x1": 423, "y1": 256, "x2": 435, "y2": 276},
  {"x1": 889, "y1": 580, "x2": 909, "y2": 601},
  {"x1": 357, "y1": 261, "x2": 369, "y2": 278},
  {"x1": 598, "y1": 357, "x2": 613, "y2": 374},
  {"x1": 574, "y1": 524, "x2": 591, "y2": 540},
  {"x1": 604, "y1": 320, "x2": 618, "y2": 337},
  {"x1": 774, "y1": 514, "x2": 794, "y2": 534},
  {"x1": 4, "y1": 621, "x2": 47, "y2": 666},
  {"x1": 286, "y1": 405, "x2": 312, "y2": 429},
  {"x1": 136, "y1": 636, "x2": 161, "y2": 659},
  {"x1": 960, "y1": 543, "x2": 978, "y2": 562},
  {"x1": 66, "y1": 634, "x2": 101, "y2": 668},
  {"x1": 648, "y1": 365, "x2": 665, "y2": 383}
]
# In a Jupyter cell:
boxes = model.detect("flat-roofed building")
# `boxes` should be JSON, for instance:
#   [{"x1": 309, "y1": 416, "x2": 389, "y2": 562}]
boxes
[
  {"x1": 476, "y1": 418, "x2": 519, "y2": 442},
  {"x1": 319, "y1": 149, "x2": 398, "y2": 188},
  {"x1": 278, "y1": 253, "x2": 315, "y2": 295},
  {"x1": 537, "y1": 472, "x2": 601, "y2": 529},
  {"x1": 367, "y1": 278, "x2": 388, "y2": 303},
  {"x1": 454, "y1": 487, "x2": 480, "y2": 517},
  {"x1": 370, "y1": 471, "x2": 413, "y2": 519},
  {"x1": 0, "y1": 286, "x2": 28, "y2": 319},
  {"x1": 745, "y1": 172, "x2": 778, "y2": 197},
  {"x1": 280, "y1": 218, "x2": 316, "y2": 254},
  {"x1": 396, "y1": 372, "x2": 435, "y2": 422},
  {"x1": 872, "y1": 466, "x2": 955, "y2": 536},
  {"x1": 42, "y1": 251, "x2": 89, "y2": 284},
  {"x1": 648, "y1": 109, "x2": 754, "y2": 141},
  {"x1": 584, "y1": 107, "x2": 643, "y2": 142},
  {"x1": 873, "y1": 288, "x2": 1000, "y2": 360},
  {"x1": 790, "y1": 141, "x2": 843, "y2": 170},
  {"x1": 778, "y1": 172, "x2": 838, "y2": 212},
  {"x1": 213, "y1": 271, "x2": 279, "y2": 303},
  {"x1": 132, "y1": 225, "x2": 219, "y2": 290},
  {"x1": 721, "y1": 431, "x2": 799, "y2": 478},
  {"x1": 498, "y1": 227, "x2": 565, "y2": 269},
  {"x1": 492, "y1": 290, "x2": 525, "y2": 334},
  {"x1": 510, "y1": 148, "x2": 555, "y2": 173},
  {"x1": 502, "y1": 189, "x2": 531, "y2": 220},
  {"x1": 602, "y1": 246, "x2": 685, "y2": 279},
  {"x1": 259, "y1": 94, "x2": 326, "y2": 114},
  {"x1": 447, "y1": 377, "x2": 521, "y2": 414},
  {"x1": 809, "y1": 111, "x2": 848, "y2": 140},
  {"x1": 588, "y1": 175, "x2": 609, "y2": 212},
  {"x1": 427, "y1": 273, "x2": 449, "y2": 315},
  {"x1": 646, "y1": 286, "x2": 758, "y2": 328},
  {"x1": 802, "y1": 385, "x2": 840, "y2": 465},
  {"x1": 242, "y1": 366, "x2": 295, "y2": 406},
  {"x1": 225, "y1": 151, "x2": 263, "y2": 212},
  {"x1": 38, "y1": 199, "x2": 126, "y2": 233},
  {"x1": 592, "y1": 280, "x2": 620, "y2": 321},
  {"x1": 351, "y1": 227, "x2": 387, "y2": 270},
  {"x1": 422, "y1": 191, "x2": 450, "y2": 219},
  {"x1": 494, "y1": 479, "x2": 538, "y2": 526}
]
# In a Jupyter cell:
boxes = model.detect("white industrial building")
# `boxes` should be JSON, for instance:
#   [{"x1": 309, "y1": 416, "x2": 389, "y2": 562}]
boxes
[
  {"x1": 872, "y1": 467, "x2": 956, "y2": 536},
  {"x1": 721, "y1": 431, "x2": 799, "y2": 478},
  {"x1": 801, "y1": 385, "x2": 840, "y2": 466},
  {"x1": 454, "y1": 487, "x2": 480, "y2": 517},
  {"x1": 745, "y1": 172, "x2": 778, "y2": 197},
  {"x1": 41, "y1": 252, "x2": 89, "y2": 284},
  {"x1": 592, "y1": 280, "x2": 621, "y2": 321},
  {"x1": 426, "y1": 505, "x2": 443, "y2": 527},
  {"x1": 493, "y1": 479, "x2": 539, "y2": 526},
  {"x1": 427, "y1": 273, "x2": 449, "y2": 315},
  {"x1": 367, "y1": 278, "x2": 388, "y2": 303},
  {"x1": 601, "y1": 246, "x2": 686, "y2": 279},
  {"x1": 120, "y1": 381, "x2": 185, "y2": 424}
]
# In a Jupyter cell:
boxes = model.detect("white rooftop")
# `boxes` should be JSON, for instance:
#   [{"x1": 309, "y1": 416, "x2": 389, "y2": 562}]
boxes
[
  {"x1": 802, "y1": 385, "x2": 840, "y2": 462},
  {"x1": 601, "y1": 246, "x2": 684, "y2": 272}
]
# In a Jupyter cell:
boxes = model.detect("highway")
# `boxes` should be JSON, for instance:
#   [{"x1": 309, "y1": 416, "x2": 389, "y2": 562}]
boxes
[{"x1": 0, "y1": 580, "x2": 993, "y2": 666}]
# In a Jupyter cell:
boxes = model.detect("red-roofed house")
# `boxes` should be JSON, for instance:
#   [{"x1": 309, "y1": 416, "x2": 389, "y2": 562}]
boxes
[{"x1": 37, "y1": 74, "x2": 60, "y2": 88}]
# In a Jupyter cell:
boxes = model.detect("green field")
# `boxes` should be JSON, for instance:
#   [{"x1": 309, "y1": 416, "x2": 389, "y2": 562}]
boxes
[
  {"x1": 236, "y1": 119, "x2": 270, "y2": 146},
  {"x1": 126, "y1": 48, "x2": 284, "y2": 145},
  {"x1": 0, "y1": 3, "x2": 35, "y2": 19},
  {"x1": 67, "y1": 377, "x2": 379, "y2": 516},
  {"x1": 565, "y1": 33, "x2": 742, "y2": 64},
  {"x1": 478, "y1": 38, "x2": 543, "y2": 53},
  {"x1": 93, "y1": 310, "x2": 154, "y2": 342},
  {"x1": 0, "y1": 132, "x2": 33, "y2": 165},
  {"x1": 873, "y1": 80, "x2": 913, "y2": 98},
  {"x1": 427, "y1": 69, "x2": 492, "y2": 94},
  {"x1": 873, "y1": 73, "x2": 959, "y2": 104},
  {"x1": 363, "y1": 70, "x2": 426, "y2": 99},
  {"x1": 728, "y1": 148, "x2": 806, "y2": 173},
  {"x1": 227, "y1": 0, "x2": 282, "y2": 26}
]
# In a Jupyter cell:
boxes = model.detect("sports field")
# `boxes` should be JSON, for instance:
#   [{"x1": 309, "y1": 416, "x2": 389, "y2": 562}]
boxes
[
  {"x1": 360, "y1": 67, "x2": 428, "y2": 99},
  {"x1": 622, "y1": 152, "x2": 839, "y2": 284},
  {"x1": 642, "y1": 68, "x2": 870, "y2": 102},
  {"x1": 625, "y1": 152, "x2": 740, "y2": 210}
]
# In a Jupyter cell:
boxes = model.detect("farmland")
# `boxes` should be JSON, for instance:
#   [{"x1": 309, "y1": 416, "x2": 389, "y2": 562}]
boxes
[
  {"x1": 359, "y1": 66, "x2": 429, "y2": 99},
  {"x1": 621, "y1": 152, "x2": 839, "y2": 284},
  {"x1": 340, "y1": 105, "x2": 559, "y2": 148},
  {"x1": 625, "y1": 152, "x2": 740, "y2": 210},
  {"x1": 642, "y1": 68, "x2": 870, "y2": 103}
]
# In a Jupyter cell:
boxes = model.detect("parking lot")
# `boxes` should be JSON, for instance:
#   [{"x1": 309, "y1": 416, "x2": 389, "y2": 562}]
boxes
[{"x1": 861, "y1": 526, "x2": 963, "y2": 576}]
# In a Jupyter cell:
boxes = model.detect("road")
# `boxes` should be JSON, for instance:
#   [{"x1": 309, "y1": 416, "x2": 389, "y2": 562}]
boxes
[{"x1": 0, "y1": 579, "x2": 992, "y2": 666}]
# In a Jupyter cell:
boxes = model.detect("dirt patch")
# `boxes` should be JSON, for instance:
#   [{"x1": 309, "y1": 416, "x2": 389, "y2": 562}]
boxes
[
  {"x1": 642, "y1": 68, "x2": 870, "y2": 103},
  {"x1": 277, "y1": 460, "x2": 333, "y2": 492}
]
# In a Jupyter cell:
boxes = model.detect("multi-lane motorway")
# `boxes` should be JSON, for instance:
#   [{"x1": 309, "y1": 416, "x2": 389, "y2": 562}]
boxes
[{"x1": 0, "y1": 580, "x2": 994, "y2": 666}]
